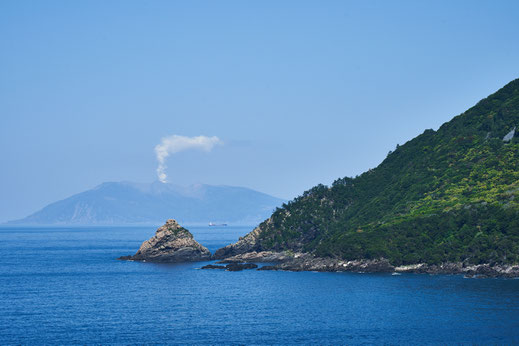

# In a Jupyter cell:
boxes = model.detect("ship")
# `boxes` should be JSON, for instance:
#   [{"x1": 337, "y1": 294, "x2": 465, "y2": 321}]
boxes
[{"x1": 208, "y1": 222, "x2": 228, "y2": 227}]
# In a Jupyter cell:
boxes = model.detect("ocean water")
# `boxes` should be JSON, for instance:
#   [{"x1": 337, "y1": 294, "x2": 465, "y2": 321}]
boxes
[{"x1": 1, "y1": 225, "x2": 519, "y2": 345}]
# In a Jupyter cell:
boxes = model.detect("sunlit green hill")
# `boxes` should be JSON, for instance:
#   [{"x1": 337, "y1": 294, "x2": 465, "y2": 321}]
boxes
[{"x1": 252, "y1": 79, "x2": 519, "y2": 265}]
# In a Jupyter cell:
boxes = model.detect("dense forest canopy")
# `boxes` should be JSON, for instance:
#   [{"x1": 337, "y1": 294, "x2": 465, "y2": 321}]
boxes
[{"x1": 254, "y1": 79, "x2": 519, "y2": 265}]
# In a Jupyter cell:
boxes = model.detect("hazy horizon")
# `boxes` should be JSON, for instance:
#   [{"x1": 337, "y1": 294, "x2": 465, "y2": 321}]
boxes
[{"x1": 2, "y1": 1, "x2": 519, "y2": 222}]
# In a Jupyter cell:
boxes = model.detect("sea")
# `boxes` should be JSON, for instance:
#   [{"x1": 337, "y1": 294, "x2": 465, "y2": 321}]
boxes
[{"x1": 1, "y1": 225, "x2": 519, "y2": 345}]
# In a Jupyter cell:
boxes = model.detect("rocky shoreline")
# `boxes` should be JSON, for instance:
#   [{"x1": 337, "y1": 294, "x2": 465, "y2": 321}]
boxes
[
  {"x1": 213, "y1": 250, "x2": 519, "y2": 278},
  {"x1": 118, "y1": 220, "x2": 519, "y2": 277},
  {"x1": 209, "y1": 219, "x2": 519, "y2": 278}
]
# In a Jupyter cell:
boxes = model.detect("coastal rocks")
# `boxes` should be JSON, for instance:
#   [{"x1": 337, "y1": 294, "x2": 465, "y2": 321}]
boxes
[
  {"x1": 120, "y1": 219, "x2": 519, "y2": 278},
  {"x1": 212, "y1": 222, "x2": 267, "y2": 259},
  {"x1": 260, "y1": 255, "x2": 395, "y2": 273},
  {"x1": 394, "y1": 263, "x2": 428, "y2": 273},
  {"x1": 216, "y1": 251, "x2": 294, "y2": 264},
  {"x1": 200, "y1": 264, "x2": 225, "y2": 269},
  {"x1": 254, "y1": 255, "x2": 519, "y2": 277},
  {"x1": 395, "y1": 262, "x2": 519, "y2": 278},
  {"x1": 118, "y1": 219, "x2": 211, "y2": 263},
  {"x1": 201, "y1": 263, "x2": 258, "y2": 271},
  {"x1": 339, "y1": 259, "x2": 395, "y2": 273},
  {"x1": 223, "y1": 251, "x2": 397, "y2": 273},
  {"x1": 226, "y1": 263, "x2": 258, "y2": 271},
  {"x1": 212, "y1": 236, "x2": 519, "y2": 277},
  {"x1": 201, "y1": 264, "x2": 226, "y2": 269}
]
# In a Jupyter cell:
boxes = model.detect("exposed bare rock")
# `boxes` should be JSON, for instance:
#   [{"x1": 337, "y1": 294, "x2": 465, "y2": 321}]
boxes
[
  {"x1": 216, "y1": 251, "x2": 295, "y2": 264},
  {"x1": 201, "y1": 264, "x2": 226, "y2": 269},
  {"x1": 255, "y1": 256, "x2": 519, "y2": 277},
  {"x1": 395, "y1": 262, "x2": 519, "y2": 278},
  {"x1": 213, "y1": 235, "x2": 519, "y2": 277},
  {"x1": 262, "y1": 255, "x2": 395, "y2": 272},
  {"x1": 118, "y1": 219, "x2": 211, "y2": 263},
  {"x1": 212, "y1": 223, "x2": 266, "y2": 259},
  {"x1": 201, "y1": 263, "x2": 258, "y2": 271},
  {"x1": 211, "y1": 242, "x2": 519, "y2": 277},
  {"x1": 225, "y1": 263, "x2": 258, "y2": 271},
  {"x1": 503, "y1": 126, "x2": 516, "y2": 142}
]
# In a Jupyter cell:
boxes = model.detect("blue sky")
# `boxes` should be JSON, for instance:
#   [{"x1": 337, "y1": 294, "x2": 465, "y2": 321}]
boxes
[{"x1": 1, "y1": 0, "x2": 518, "y2": 222}]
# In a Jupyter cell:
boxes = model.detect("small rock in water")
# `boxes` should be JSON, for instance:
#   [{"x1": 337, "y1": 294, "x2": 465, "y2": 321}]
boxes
[
  {"x1": 201, "y1": 264, "x2": 226, "y2": 270},
  {"x1": 257, "y1": 265, "x2": 278, "y2": 271},
  {"x1": 225, "y1": 263, "x2": 258, "y2": 271}
]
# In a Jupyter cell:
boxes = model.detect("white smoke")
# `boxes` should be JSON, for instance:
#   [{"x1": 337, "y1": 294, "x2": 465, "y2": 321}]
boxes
[{"x1": 154, "y1": 135, "x2": 222, "y2": 183}]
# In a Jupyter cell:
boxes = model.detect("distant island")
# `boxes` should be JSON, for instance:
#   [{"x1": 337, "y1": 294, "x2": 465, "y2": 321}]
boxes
[
  {"x1": 210, "y1": 78, "x2": 519, "y2": 277},
  {"x1": 8, "y1": 182, "x2": 285, "y2": 226}
]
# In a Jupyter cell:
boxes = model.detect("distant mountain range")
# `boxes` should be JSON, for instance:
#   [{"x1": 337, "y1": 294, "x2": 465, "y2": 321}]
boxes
[{"x1": 8, "y1": 182, "x2": 285, "y2": 225}]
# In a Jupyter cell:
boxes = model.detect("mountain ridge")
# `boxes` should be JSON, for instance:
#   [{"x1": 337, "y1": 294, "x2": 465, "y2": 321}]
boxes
[{"x1": 8, "y1": 182, "x2": 285, "y2": 226}]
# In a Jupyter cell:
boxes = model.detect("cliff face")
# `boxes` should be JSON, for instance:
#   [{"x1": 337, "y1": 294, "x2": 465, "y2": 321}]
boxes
[{"x1": 119, "y1": 219, "x2": 211, "y2": 262}]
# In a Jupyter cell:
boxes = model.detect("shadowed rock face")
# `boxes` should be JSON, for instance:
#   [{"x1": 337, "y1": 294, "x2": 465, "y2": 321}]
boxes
[
  {"x1": 118, "y1": 219, "x2": 211, "y2": 262},
  {"x1": 212, "y1": 222, "x2": 265, "y2": 259},
  {"x1": 201, "y1": 263, "x2": 258, "y2": 271}
]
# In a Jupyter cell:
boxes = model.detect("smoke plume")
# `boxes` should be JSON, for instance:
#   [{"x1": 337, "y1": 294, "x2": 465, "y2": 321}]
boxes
[{"x1": 155, "y1": 135, "x2": 222, "y2": 183}]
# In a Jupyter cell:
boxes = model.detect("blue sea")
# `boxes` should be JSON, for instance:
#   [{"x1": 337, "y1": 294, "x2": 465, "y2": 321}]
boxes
[{"x1": 1, "y1": 225, "x2": 519, "y2": 345}]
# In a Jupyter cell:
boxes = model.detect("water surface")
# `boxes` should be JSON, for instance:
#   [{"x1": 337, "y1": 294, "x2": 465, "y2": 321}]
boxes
[{"x1": 1, "y1": 225, "x2": 519, "y2": 344}]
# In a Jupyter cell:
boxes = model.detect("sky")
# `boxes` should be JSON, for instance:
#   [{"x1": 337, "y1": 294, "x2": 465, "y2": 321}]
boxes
[{"x1": 1, "y1": 0, "x2": 518, "y2": 222}]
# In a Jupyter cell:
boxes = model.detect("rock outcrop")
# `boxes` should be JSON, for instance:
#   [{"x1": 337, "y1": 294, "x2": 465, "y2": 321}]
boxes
[
  {"x1": 255, "y1": 254, "x2": 395, "y2": 273},
  {"x1": 393, "y1": 262, "x2": 519, "y2": 278},
  {"x1": 212, "y1": 243, "x2": 519, "y2": 277},
  {"x1": 118, "y1": 219, "x2": 211, "y2": 262},
  {"x1": 201, "y1": 263, "x2": 258, "y2": 271},
  {"x1": 503, "y1": 126, "x2": 516, "y2": 142},
  {"x1": 201, "y1": 264, "x2": 226, "y2": 270},
  {"x1": 254, "y1": 255, "x2": 519, "y2": 277},
  {"x1": 216, "y1": 251, "x2": 291, "y2": 263},
  {"x1": 212, "y1": 222, "x2": 265, "y2": 259}
]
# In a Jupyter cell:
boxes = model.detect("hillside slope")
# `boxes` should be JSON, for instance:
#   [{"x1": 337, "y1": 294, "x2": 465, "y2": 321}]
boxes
[
  {"x1": 9, "y1": 182, "x2": 284, "y2": 225},
  {"x1": 218, "y1": 79, "x2": 519, "y2": 266}
]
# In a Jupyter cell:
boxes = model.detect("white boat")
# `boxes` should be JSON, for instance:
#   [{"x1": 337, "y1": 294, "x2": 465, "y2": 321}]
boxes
[{"x1": 209, "y1": 222, "x2": 228, "y2": 227}]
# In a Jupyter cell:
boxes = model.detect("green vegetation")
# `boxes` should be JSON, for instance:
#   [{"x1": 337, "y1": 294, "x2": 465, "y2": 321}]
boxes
[{"x1": 255, "y1": 79, "x2": 519, "y2": 265}]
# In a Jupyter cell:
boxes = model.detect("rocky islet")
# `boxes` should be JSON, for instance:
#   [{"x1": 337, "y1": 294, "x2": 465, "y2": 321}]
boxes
[{"x1": 118, "y1": 219, "x2": 211, "y2": 263}]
